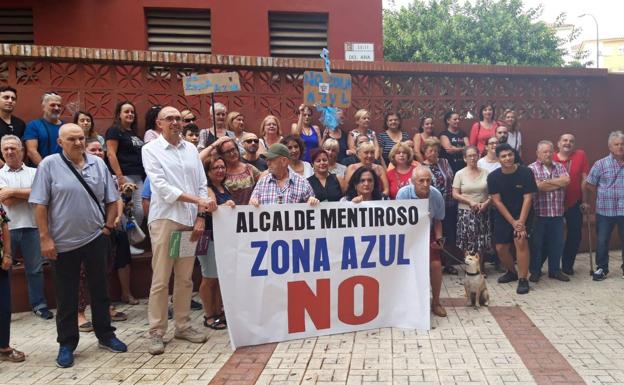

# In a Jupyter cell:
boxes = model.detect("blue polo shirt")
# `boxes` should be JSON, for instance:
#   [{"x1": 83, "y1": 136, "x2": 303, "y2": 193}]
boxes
[
  {"x1": 23, "y1": 118, "x2": 62, "y2": 159},
  {"x1": 395, "y1": 184, "x2": 445, "y2": 220}
]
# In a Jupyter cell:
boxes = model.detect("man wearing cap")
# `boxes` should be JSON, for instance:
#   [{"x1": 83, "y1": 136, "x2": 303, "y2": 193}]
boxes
[
  {"x1": 241, "y1": 132, "x2": 267, "y2": 171},
  {"x1": 249, "y1": 143, "x2": 318, "y2": 206}
]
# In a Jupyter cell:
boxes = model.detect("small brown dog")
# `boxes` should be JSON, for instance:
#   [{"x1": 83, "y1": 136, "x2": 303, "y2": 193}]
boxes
[
  {"x1": 120, "y1": 183, "x2": 138, "y2": 216},
  {"x1": 464, "y1": 253, "x2": 489, "y2": 308}
]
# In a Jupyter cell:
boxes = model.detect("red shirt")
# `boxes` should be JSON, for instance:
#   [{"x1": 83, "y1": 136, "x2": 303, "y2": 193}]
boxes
[
  {"x1": 387, "y1": 165, "x2": 415, "y2": 200},
  {"x1": 469, "y1": 121, "x2": 498, "y2": 154},
  {"x1": 553, "y1": 149, "x2": 589, "y2": 209}
]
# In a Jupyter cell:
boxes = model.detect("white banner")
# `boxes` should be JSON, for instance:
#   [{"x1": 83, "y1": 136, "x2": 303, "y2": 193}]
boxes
[{"x1": 213, "y1": 200, "x2": 431, "y2": 349}]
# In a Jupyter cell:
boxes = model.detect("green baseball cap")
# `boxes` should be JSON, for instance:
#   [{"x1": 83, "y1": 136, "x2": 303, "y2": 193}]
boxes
[{"x1": 264, "y1": 143, "x2": 290, "y2": 159}]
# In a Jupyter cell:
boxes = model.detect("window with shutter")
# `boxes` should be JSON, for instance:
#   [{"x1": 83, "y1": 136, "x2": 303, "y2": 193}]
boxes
[
  {"x1": 269, "y1": 12, "x2": 328, "y2": 58},
  {"x1": 146, "y1": 9, "x2": 211, "y2": 53},
  {"x1": 0, "y1": 9, "x2": 34, "y2": 44}
]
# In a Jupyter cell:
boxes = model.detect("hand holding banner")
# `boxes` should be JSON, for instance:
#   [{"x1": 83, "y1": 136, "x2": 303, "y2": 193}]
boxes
[{"x1": 213, "y1": 200, "x2": 431, "y2": 349}]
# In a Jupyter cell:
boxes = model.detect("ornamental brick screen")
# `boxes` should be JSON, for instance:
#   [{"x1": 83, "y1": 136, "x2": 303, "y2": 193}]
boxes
[{"x1": 0, "y1": 44, "x2": 621, "y2": 164}]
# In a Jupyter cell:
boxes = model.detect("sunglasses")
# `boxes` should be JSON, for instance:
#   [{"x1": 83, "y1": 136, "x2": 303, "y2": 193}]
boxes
[{"x1": 244, "y1": 139, "x2": 259, "y2": 144}]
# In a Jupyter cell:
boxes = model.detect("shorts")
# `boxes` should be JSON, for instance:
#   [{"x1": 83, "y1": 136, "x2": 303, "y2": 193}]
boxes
[
  {"x1": 196, "y1": 242, "x2": 218, "y2": 278},
  {"x1": 492, "y1": 215, "x2": 515, "y2": 244}
]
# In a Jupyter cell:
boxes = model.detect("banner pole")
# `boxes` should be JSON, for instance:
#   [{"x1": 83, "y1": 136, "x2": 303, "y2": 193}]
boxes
[{"x1": 210, "y1": 93, "x2": 218, "y2": 138}]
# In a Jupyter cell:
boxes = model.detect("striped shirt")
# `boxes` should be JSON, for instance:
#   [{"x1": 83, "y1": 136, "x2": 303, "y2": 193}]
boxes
[
  {"x1": 528, "y1": 160, "x2": 568, "y2": 217},
  {"x1": 586, "y1": 154, "x2": 624, "y2": 216}
]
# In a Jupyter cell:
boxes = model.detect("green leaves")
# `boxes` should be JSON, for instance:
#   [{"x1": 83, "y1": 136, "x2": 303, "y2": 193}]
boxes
[{"x1": 384, "y1": 0, "x2": 566, "y2": 66}]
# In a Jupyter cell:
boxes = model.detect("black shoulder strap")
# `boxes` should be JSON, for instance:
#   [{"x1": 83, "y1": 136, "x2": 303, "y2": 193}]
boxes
[{"x1": 59, "y1": 152, "x2": 106, "y2": 220}]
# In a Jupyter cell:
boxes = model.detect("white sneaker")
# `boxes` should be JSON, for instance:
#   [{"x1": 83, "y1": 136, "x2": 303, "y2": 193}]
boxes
[{"x1": 129, "y1": 246, "x2": 144, "y2": 255}]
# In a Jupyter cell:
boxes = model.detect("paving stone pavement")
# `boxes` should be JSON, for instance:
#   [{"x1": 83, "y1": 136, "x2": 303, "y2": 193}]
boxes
[{"x1": 2, "y1": 251, "x2": 623, "y2": 385}]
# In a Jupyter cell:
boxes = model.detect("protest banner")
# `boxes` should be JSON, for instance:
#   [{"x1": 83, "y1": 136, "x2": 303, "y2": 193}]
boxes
[
  {"x1": 303, "y1": 71, "x2": 352, "y2": 108},
  {"x1": 213, "y1": 200, "x2": 431, "y2": 349},
  {"x1": 182, "y1": 72, "x2": 241, "y2": 96}
]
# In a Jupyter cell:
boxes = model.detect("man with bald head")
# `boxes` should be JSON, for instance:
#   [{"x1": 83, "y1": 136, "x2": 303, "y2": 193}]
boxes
[
  {"x1": 30, "y1": 123, "x2": 126, "y2": 368},
  {"x1": 396, "y1": 166, "x2": 447, "y2": 318},
  {"x1": 142, "y1": 106, "x2": 216, "y2": 355}
]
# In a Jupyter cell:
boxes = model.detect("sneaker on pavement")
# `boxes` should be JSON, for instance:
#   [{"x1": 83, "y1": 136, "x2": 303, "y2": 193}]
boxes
[
  {"x1": 548, "y1": 271, "x2": 570, "y2": 282},
  {"x1": 34, "y1": 307, "x2": 54, "y2": 320},
  {"x1": 497, "y1": 270, "x2": 518, "y2": 284},
  {"x1": 561, "y1": 267, "x2": 574, "y2": 276},
  {"x1": 56, "y1": 346, "x2": 74, "y2": 368},
  {"x1": 528, "y1": 272, "x2": 541, "y2": 283},
  {"x1": 174, "y1": 326, "x2": 207, "y2": 344},
  {"x1": 516, "y1": 278, "x2": 530, "y2": 294},
  {"x1": 190, "y1": 299, "x2": 203, "y2": 310},
  {"x1": 129, "y1": 245, "x2": 144, "y2": 255},
  {"x1": 592, "y1": 268, "x2": 607, "y2": 281},
  {"x1": 98, "y1": 336, "x2": 128, "y2": 353},
  {"x1": 148, "y1": 334, "x2": 165, "y2": 355}
]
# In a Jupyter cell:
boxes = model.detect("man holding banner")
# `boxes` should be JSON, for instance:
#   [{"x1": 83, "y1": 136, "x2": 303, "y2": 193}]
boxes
[
  {"x1": 396, "y1": 166, "x2": 447, "y2": 317},
  {"x1": 142, "y1": 106, "x2": 217, "y2": 355},
  {"x1": 249, "y1": 143, "x2": 318, "y2": 207}
]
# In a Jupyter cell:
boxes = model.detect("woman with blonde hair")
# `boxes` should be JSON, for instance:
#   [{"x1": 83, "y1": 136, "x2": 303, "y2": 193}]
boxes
[
  {"x1": 347, "y1": 109, "x2": 381, "y2": 161},
  {"x1": 225, "y1": 111, "x2": 247, "y2": 145},
  {"x1": 387, "y1": 142, "x2": 418, "y2": 199},
  {"x1": 344, "y1": 141, "x2": 389, "y2": 196},
  {"x1": 501, "y1": 109, "x2": 522, "y2": 153},
  {"x1": 257, "y1": 115, "x2": 282, "y2": 156},
  {"x1": 322, "y1": 137, "x2": 347, "y2": 177}
]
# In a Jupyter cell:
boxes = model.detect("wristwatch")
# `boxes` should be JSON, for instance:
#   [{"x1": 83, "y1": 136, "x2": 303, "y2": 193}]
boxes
[
  {"x1": 197, "y1": 211, "x2": 208, "y2": 218},
  {"x1": 103, "y1": 225, "x2": 113, "y2": 232}
]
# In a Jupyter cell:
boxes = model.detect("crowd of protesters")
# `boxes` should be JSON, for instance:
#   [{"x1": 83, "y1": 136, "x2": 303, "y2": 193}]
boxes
[{"x1": 0, "y1": 86, "x2": 623, "y2": 367}]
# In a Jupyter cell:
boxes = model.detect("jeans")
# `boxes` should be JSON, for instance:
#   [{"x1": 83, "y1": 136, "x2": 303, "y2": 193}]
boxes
[
  {"x1": 52, "y1": 234, "x2": 115, "y2": 348},
  {"x1": 595, "y1": 214, "x2": 624, "y2": 274},
  {"x1": 124, "y1": 175, "x2": 144, "y2": 227},
  {"x1": 10, "y1": 228, "x2": 47, "y2": 311},
  {"x1": 0, "y1": 268, "x2": 10, "y2": 348},
  {"x1": 562, "y1": 202, "x2": 583, "y2": 272},
  {"x1": 530, "y1": 216, "x2": 564, "y2": 275}
]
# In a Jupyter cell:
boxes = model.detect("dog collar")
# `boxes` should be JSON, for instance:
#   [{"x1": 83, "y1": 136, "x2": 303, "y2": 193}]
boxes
[{"x1": 465, "y1": 271, "x2": 480, "y2": 276}]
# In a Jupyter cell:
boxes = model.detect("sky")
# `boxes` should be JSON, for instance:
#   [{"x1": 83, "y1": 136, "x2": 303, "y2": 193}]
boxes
[{"x1": 382, "y1": 0, "x2": 621, "y2": 42}]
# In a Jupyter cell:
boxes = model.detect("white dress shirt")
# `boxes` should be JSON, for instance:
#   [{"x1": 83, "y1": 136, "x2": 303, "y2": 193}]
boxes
[
  {"x1": 0, "y1": 163, "x2": 37, "y2": 229},
  {"x1": 142, "y1": 135, "x2": 208, "y2": 226}
]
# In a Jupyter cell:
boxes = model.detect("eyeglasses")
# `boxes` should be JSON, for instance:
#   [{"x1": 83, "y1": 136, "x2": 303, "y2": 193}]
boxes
[
  {"x1": 244, "y1": 139, "x2": 259, "y2": 144},
  {"x1": 222, "y1": 147, "x2": 238, "y2": 155},
  {"x1": 211, "y1": 166, "x2": 226, "y2": 171},
  {"x1": 183, "y1": 118, "x2": 196, "y2": 123},
  {"x1": 161, "y1": 116, "x2": 181, "y2": 122}
]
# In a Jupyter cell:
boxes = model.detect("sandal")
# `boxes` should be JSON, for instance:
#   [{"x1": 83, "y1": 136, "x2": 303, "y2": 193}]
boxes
[
  {"x1": 79, "y1": 321, "x2": 94, "y2": 332},
  {"x1": 121, "y1": 296, "x2": 139, "y2": 305},
  {"x1": 0, "y1": 348, "x2": 25, "y2": 362},
  {"x1": 203, "y1": 314, "x2": 227, "y2": 330},
  {"x1": 110, "y1": 311, "x2": 128, "y2": 322},
  {"x1": 443, "y1": 265, "x2": 459, "y2": 275}
]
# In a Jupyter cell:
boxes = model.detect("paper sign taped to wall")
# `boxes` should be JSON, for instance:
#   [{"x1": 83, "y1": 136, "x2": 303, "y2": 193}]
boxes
[
  {"x1": 303, "y1": 71, "x2": 351, "y2": 108},
  {"x1": 183, "y1": 72, "x2": 241, "y2": 95}
]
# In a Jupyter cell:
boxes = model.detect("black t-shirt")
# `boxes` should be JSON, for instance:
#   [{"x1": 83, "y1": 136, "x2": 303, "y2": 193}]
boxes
[
  {"x1": 0, "y1": 116, "x2": 26, "y2": 139},
  {"x1": 105, "y1": 126, "x2": 145, "y2": 176},
  {"x1": 307, "y1": 174, "x2": 343, "y2": 202},
  {"x1": 487, "y1": 165, "x2": 537, "y2": 219},
  {"x1": 243, "y1": 157, "x2": 268, "y2": 171},
  {"x1": 440, "y1": 129, "x2": 467, "y2": 173}
]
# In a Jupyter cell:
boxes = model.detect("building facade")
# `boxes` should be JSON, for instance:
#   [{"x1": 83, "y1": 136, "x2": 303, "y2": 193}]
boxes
[{"x1": 0, "y1": 0, "x2": 383, "y2": 61}]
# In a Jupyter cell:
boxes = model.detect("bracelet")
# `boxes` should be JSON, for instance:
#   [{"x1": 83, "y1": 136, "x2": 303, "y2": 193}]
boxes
[
  {"x1": 197, "y1": 212, "x2": 208, "y2": 218},
  {"x1": 103, "y1": 225, "x2": 113, "y2": 231}
]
